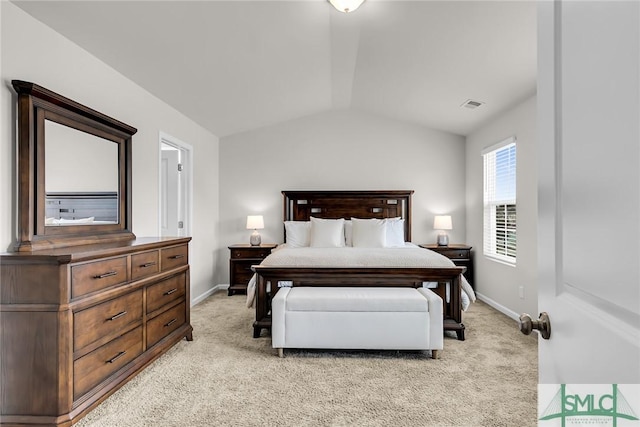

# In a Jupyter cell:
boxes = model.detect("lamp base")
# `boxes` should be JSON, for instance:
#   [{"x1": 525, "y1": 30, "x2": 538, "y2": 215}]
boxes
[
  {"x1": 437, "y1": 233, "x2": 449, "y2": 246},
  {"x1": 250, "y1": 231, "x2": 262, "y2": 246}
]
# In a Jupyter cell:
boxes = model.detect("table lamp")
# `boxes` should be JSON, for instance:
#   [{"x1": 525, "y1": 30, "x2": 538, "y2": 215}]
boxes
[
  {"x1": 433, "y1": 215, "x2": 452, "y2": 246},
  {"x1": 246, "y1": 215, "x2": 264, "y2": 246}
]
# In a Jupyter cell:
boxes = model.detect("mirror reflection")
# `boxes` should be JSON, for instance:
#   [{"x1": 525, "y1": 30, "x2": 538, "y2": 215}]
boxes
[{"x1": 44, "y1": 120, "x2": 119, "y2": 226}]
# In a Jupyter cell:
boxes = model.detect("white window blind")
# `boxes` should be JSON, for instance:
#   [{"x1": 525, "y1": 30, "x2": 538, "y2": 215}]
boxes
[{"x1": 483, "y1": 137, "x2": 516, "y2": 264}]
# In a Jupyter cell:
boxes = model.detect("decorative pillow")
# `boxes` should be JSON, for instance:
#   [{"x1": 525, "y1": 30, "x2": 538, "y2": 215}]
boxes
[
  {"x1": 58, "y1": 216, "x2": 95, "y2": 224},
  {"x1": 385, "y1": 218, "x2": 405, "y2": 247},
  {"x1": 284, "y1": 221, "x2": 311, "y2": 247},
  {"x1": 344, "y1": 220, "x2": 353, "y2": 246},
  {"x1": 351, "y1": 217, "x2": 386, "y2": 248},
  {"x1": 309, "y1": 217, "x2": 345, "y2": 248}
]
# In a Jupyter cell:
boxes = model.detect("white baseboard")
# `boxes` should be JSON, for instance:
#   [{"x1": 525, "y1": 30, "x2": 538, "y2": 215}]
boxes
[
  {"x1": 191, "y1": 284, "x2": 229, "y2": 307},
  {"x1": 474, "y1": 292, "x2": 519, "y2": 322}
]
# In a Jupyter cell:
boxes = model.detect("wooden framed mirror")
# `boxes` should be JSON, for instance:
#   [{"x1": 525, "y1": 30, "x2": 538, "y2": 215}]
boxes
[{"x1": 12, "y1": 80, "x2": 137, "y2": 251}]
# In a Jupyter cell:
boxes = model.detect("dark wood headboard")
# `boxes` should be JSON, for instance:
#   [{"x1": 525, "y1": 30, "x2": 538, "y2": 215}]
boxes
[
  {"x1": 282, "y1": 190, "x2": 414, "y2": 242},
  {"x1": 45, "y1": 192, "x2": 118, "y2": 222}
]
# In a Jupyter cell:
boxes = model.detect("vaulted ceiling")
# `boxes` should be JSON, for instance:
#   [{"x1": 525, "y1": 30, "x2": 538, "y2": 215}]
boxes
[{"x1": 13, "y1": 0, "x2": 537, "y2": 138}]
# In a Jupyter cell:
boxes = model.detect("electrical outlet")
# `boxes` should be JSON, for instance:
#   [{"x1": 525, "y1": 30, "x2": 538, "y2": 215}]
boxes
[{"x1": 519, "y1": 286, "x2": 524, "y2": 299}]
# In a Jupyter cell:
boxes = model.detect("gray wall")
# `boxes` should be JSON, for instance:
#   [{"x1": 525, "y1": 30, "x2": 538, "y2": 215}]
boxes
[
  {"x1": 45, "y1": 121, "x2": 119, "y2": 193},
  {"x1": 218, "y1": 109, "x2": 466, "y2": 284},
  {"x1": 465, "y1": 96, "x2": 538, "y2": 318},
  {"x1": 1, "y1": 2, "x2": 221, "y2": 303}
]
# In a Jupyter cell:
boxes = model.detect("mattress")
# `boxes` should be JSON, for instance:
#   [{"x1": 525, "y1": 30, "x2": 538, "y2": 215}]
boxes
[{"x1": 246, "y1": 243, "x2": 476, "y2": 310}]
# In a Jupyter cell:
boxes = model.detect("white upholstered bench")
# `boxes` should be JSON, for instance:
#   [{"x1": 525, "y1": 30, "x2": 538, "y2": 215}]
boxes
[{"x1": 271, "y1": 287, "x2": 443, "y2": 359}]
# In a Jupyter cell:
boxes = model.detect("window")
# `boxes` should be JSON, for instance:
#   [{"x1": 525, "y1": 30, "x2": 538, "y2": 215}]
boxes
[{"x1": 483, "y1": 137, "x2": 516, "y2": 264}]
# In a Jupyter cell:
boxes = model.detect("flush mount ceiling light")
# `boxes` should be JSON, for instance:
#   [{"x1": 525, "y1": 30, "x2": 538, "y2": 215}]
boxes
[{"x1": 328, "y1": 0, "x2": 366, "y2": 13}]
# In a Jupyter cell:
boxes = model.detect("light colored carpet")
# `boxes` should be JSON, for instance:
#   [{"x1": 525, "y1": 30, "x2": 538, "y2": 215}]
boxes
[{"x1": 75, "y1": 292, "x2": 538, "y2": 427}]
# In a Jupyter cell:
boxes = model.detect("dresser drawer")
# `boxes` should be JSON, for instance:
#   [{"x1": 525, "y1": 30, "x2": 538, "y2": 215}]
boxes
[
  {"x1": 146, "y1": 273, "x2": 186, "y2": 315},
  {"x1": 74, "y1": 289, "x2": 143, "y2": 352},
  {"x1": 230, "y1": 248, "x2": 270, "y2": 259},
  {"x1": 74, "y1": 325, "x2": 143, "y2": 400},
  {"x1": 160, "y1": 245, "x2": 188, "y2": 272},
  {"x1": 71, "y1": 257, "x2": 128, "y2": 298},
  {"x1": 131, "y1": 250, "x2": 160, "y2": 281},
  {"x1": 146, "y1": 302, "x2": 186, "y2": 348},
  {"x1": 434, "y1": 249, "x2": 470, "y2": 260}
]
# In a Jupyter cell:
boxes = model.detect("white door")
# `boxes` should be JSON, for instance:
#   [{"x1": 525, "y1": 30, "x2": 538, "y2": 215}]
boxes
[
  {"x1": 537, "y1": 0, "x2": 640, "y2": 384},
  {"x1": 161, "y1": 147, "x2": 180, "y2": 237}
]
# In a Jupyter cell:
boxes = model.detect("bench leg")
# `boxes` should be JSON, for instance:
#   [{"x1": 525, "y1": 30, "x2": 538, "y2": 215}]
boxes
[
  {"x1": 277, "y1": 348, "x2": 284, "y2": 358},
  {"x1": 431, "y1": 349, "x2": 441, "y2": 360}
]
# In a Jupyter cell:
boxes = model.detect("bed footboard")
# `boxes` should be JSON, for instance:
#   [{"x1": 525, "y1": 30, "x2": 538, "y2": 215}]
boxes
[{"x1": 252, "y1": 266, "x2": 466, "y2": 340}]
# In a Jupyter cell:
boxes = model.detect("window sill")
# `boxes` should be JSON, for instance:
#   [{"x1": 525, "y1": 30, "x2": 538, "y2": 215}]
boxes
[{"x1": 485, "y1": 254, "x2": 516, "y2": 267}]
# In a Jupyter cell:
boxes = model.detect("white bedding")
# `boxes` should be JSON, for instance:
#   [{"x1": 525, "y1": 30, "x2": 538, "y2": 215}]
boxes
[
  {"x1": 245, "y1": 243, "x2": 476, "y2": 310},
  {"x1": 45, "y1": 217, "x2": 117, "y2": 225}
]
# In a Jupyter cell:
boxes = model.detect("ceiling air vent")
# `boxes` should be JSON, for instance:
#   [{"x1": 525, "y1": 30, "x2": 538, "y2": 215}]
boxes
[{"x1": 460, "y1": 99, "x2": 485, "y2": 109}]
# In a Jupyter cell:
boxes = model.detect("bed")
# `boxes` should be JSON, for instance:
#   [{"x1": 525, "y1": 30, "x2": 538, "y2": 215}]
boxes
[
  {"x1": 45, "y1": 192, "x2": 118, "y2": 223},
  {"x1": 247, "y1": 190, "x2": 475, "y2": 341}
]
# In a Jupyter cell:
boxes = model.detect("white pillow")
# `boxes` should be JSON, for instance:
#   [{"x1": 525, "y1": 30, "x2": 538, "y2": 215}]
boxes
[
  {"x1": 58, "y1": 217, "x2": 95, "y2": 224},
  {"x1": 309, "y1": 217, "x2": 345, "y2": 248},
  {"x1": 385, "y1": 218, "x2": 405, "y2": 247},
  {"x1": 344, "y1": 220, "x2": 353, "y2": 246},
  {"x1": 351, "y1": 218, "x2": 386, "y2": 248},
  {"x1": 284, "y1": 221, "x2": 311, "y2": 247}
]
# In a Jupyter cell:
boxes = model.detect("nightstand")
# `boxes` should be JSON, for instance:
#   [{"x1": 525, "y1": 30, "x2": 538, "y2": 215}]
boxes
[
  {"x1": 228, "y1": 244, "x2": 277, "y2": 296},
  {"x1": 419, "y1": 243, "x2": 473, "y2": 340},
  {"x1": 420, "y1": 244, "x2": 473, "y2": 290}
]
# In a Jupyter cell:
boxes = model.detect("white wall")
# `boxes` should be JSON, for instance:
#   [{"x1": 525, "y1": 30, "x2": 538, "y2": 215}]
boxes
[
  {"x1": 465, "y1": 96, "x2": 537, "y2": 318},
  {"x1": 0, "y1": 2, "x2": 220, "y2": 303},
  {"x1": 218, "y1": 109, "x2": 466, "y2": 284},
  {"x1": 45, "y1": 121, "x2": 119, "y2": 192}
]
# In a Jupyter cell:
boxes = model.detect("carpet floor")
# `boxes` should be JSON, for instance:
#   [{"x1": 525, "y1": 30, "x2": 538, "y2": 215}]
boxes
[{"x1": 75, "y1": 292, "x2": 538, "y2": 427}]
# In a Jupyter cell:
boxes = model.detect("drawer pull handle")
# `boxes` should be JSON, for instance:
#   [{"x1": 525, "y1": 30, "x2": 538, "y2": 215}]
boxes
[
  {"x1": 106, "y1": 351, "x2": 126, "y2": 364},
  {"x1": 164, "y1": 288, "x2": 178, "y2": 296},
  {"x1": 93, "y1": 271, "x2": 118, "y2": 279},
  {"x1": 141, "y1": 262, "x2": 157, "y2": 268},
  {"x1": 164, "y1": 318, "x2": 178, "y2": 327},
  {"x1": 108, "y1": 311, "x2": 128, "y2": 321},
  {"x1": 169, "y1": 254, "x2": 184, "y2": 260}
]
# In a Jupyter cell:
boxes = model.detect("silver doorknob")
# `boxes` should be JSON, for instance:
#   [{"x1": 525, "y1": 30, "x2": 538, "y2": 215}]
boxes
[{"x1": 519, "y1": 312, "x2": 551, "y2": 339}]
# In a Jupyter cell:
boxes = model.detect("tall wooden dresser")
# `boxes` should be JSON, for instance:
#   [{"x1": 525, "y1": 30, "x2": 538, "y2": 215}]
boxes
[
  {"x1": 0, "y1": 237, "x2": 192, "y2": 426},
  {"x1": 3, "y1": 80, "x2": 194, "y2": 425}
]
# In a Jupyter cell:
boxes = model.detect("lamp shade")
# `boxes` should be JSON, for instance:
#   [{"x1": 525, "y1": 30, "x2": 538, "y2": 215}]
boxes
[
  {"x1": 328, "y1": 0, "x2": 365, "y2": 13},
  {"x1": 433, "y1": 215, "x2": 452, "y2": 230},
  {"x1": 246, "y1": 215, "x2": 264, "y2": 230}
]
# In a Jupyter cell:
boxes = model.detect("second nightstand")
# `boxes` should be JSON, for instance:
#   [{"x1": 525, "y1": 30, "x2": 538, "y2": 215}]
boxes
[
  {"x1": 228, "y1": 244, "x2": 277, "y2": 296},
  {"x1": 420, "y1": 244, "x2": 474, "y2": 290}
]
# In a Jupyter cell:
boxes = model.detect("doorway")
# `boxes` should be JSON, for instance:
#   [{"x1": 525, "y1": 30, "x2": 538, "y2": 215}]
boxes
[{"x1": 159, "y1": 132, "x2": 192, "y2": 238}]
